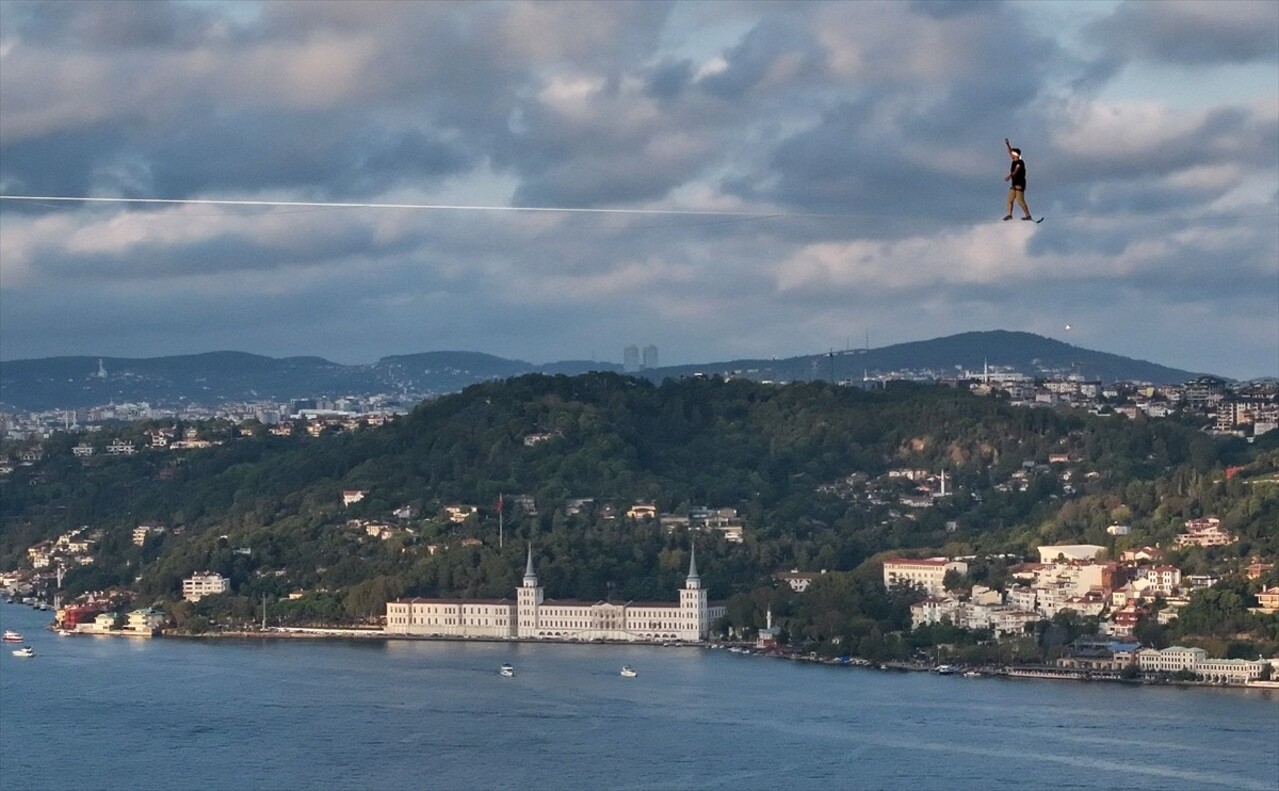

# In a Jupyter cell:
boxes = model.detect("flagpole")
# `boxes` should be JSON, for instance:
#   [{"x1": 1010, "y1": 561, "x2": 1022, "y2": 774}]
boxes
[{"x1": 499, "y1": 493, "x2": 504, "y2": 550}]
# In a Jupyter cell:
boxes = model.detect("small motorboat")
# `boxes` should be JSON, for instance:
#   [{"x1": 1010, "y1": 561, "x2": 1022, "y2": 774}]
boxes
[
  {"x1": 2, "y1": 630, "x2": 23, "y2": 643},
  {"x1": 620, "y1": 665, "x2": 638, "y2": 678},
  {"x1": 12, "y1": 645, "x2": 35, "y2": 657},
  {"x1": 499, "y1": 663, "x2": 515, "y2": 677}
]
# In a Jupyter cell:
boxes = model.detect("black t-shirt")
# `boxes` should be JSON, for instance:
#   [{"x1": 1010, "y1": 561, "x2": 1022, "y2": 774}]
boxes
[{"x1": 1009, "y1": 158, "x2": 1026, "y2": 189}]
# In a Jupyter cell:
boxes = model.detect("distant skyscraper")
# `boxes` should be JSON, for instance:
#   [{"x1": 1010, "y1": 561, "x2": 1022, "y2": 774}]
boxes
[
  {"x1": 623, "y1": 345, "x2": 640, "y2": 373},
  {"x1": 642, "y1": 344, "x2": 658, "y2": 370}
]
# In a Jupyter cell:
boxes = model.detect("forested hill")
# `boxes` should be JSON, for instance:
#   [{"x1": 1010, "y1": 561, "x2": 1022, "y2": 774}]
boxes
[
  {"x1": 3, "y1": 373, "x2": 1275, "y2": 629},
  {"x1": 0, "y1": 331, "x2": 1202, "y2": 411},
  {"x1": 640, "y1": 331, "x2": 1201, "y2": 385}
]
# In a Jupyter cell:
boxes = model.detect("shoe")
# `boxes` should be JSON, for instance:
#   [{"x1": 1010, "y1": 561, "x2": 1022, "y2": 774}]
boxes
[
  {"x1": 1003, "y1": 215, "x2": 1013, "y2": 221},
  {"x1": 1021, "y1": 216, "x2": 1033, "y2": 221}
]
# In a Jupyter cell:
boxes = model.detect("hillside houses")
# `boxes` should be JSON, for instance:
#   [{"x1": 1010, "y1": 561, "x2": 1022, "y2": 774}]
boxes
[
  {"x1": 26, "y1": 527, "x2": 99, "y2": 569},
  {"x1": 903, "y1": 539, "x2": 1268, "y2": 642},
  {"x1": 659, "y1": 506, "x2": 746, "y2": 543},
  {"x1": 1174, "y1": 517, "x2": 1236, "y2": 548},
  {"x1": 968, "y1": 375, "x2": 1277, "y2": 440}
]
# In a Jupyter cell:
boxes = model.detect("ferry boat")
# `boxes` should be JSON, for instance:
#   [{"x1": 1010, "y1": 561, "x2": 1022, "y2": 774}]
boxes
[
  {"x1": 499, "y1": 663, "x2": 515, "y2": 678},
  {"x1": 620, "y1": 665, "x2": 638, "y2": 678},
  {"x1": 2, "y1": 630, "x2": 23, "y2": 643},
  {"x1": 12, "y1": 645, "x2": 35, "y2": 657}
]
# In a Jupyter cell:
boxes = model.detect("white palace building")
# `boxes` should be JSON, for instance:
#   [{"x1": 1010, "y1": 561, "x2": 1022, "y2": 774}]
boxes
[{"x1": 385, "y1": 547, "x2": 726, "y2": 643}]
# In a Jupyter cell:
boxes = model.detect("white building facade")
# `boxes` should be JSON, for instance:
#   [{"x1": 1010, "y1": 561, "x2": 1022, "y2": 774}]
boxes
[
  {"x1": 882, "y1": 558, "x2": 968, "y2": 596},
  {"x1": 1136, "y1": 646, "x2": 1207, "y2": 673},
  {"x1": 387, "y1": 547, "x2": 725, "y2": 643},
  {"x1": 182, "y1": 572, "x2": 230, "y2": 602},
  {"x1": 1135, "y1": 646, "x2": 1265, "y2": 684}
]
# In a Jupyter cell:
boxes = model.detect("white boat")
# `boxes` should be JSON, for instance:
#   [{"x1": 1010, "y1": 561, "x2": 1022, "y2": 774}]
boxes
[
  {"x1": 499, "y1": 663, "x2": 515, "y2": 677},
  {"x1": 934, "y1": 664, "x2": 958, "y2": 675},
  {"x1": 963, "y1": 670, "x2": 982, "y2": 678},
  {"x1": 620, "y1": 665, "x2": 638, "y2": 678},
  {"x1": 12, "y1": 645, "x2": 35, "y2": 657},
  {"x1": 2, "y1": 630, "x2": 23, "y2": 643}
]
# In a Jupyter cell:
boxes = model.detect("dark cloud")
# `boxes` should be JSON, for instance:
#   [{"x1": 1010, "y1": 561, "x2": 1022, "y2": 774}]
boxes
[
  {"x1": 733, "y1": 99, "x2": 987, "y2": 223},
  {"x1": 1087, "y1": 1, "x2": 1279, "y2": 65},
  {"x1": 644, "y1": 59, "x2": 695, "y2": 101},
  {"x1": 908, "y1": 0, "x2": 1005, "y2": 20},
  {"x1": 695, "y1": 17, "x2": 822, "y2": 100},
  {"x1": 148, "y1": 114, "x2": 476, "y2": 199},
  {"x1": 2, "y1": 0, "x2": 220, "y2": 50},
  {"x1": 0, "y1": 125, "x2": 128, "y2": 202}
]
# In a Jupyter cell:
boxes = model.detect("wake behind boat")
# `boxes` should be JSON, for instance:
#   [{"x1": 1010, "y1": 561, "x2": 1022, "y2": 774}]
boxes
[{"x1": 499, "y1": 663, "x2": 515, "y2": 677}]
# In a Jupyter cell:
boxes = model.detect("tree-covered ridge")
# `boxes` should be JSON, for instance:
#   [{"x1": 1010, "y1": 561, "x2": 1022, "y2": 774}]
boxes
[{"x1": 1, "y1": 373, "x2": 1275, "y2": 648}]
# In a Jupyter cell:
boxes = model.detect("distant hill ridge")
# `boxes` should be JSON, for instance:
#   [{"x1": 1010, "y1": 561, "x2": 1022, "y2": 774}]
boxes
[
  {"x1": 645, "y1": 330, "x2": 1201, "y2": 387},
  {"x1": 0, "y1": 331, "x2": 1203, "y2": 411}
]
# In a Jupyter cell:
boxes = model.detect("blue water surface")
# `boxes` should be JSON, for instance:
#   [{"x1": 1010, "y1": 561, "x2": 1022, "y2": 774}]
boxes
[{"x1": 2, "y1": 602, "x2": 1276, "y2": 791}]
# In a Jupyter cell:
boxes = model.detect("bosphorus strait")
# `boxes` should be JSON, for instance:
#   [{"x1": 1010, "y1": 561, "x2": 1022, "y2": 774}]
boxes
[{"x1": 2, "y1": 604, "x2": 1276, "y2": 791}]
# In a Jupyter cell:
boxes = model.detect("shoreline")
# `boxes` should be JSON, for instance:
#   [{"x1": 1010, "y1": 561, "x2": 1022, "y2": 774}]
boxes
[
  {"x1": 17, "y1": 603, "x2": 1276, "y2": 693},
  {"x1": 160, "y1": 627, "x2": 1279, "y2": 692}
]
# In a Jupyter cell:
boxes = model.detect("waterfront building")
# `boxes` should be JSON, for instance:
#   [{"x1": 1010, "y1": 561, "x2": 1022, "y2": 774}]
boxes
[
  {"x1": 55, "y1": 602, "x2": 108, "y2": 630},
  {"x1": 386, "y1": 547, "x2": 725, "y2": 642},
  {"x1": 124, "y1": 608, "x2": 166, "y2": 636},
  {"x1": 1194, "y1": 658, "x2": 1265, "y2": 685},
  {"x1": 1137, "y1": 646, "x2": 1208, "y2": 673},
  {"x1": 1135, "y1": 646, "x2": 1266, "y2": 684},
  {"x1": 83, "y1": 612, "x2": 119, "y2": 633},
  {"x1": 1057, "y1": 638, "x2": 1142, "y2": 672},
  {"x1": 384, "y1": 599, "x2": 516, "y2": 638},
  {"x1": 756, "y1": 607, "x2": 780, "y2": 650}
]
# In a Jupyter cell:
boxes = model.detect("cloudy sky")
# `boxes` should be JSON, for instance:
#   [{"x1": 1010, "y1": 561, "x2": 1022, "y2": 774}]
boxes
[{"x1": 1, "y1": 0, "x2": 1275, "y2": 379}]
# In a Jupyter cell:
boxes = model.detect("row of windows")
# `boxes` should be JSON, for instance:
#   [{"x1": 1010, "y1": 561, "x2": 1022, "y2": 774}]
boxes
[
  {"x1": 392, "y1": 604, "x2": 712, "y2": 622},
  {"x1": 534, "y1": 616, "x2": 690, "y2": 627}
]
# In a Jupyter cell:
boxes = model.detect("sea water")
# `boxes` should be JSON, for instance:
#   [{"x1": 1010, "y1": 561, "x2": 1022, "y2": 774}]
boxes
[{"x1": 2, "y1": 602, "x2": 1276, "y2": 790}]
